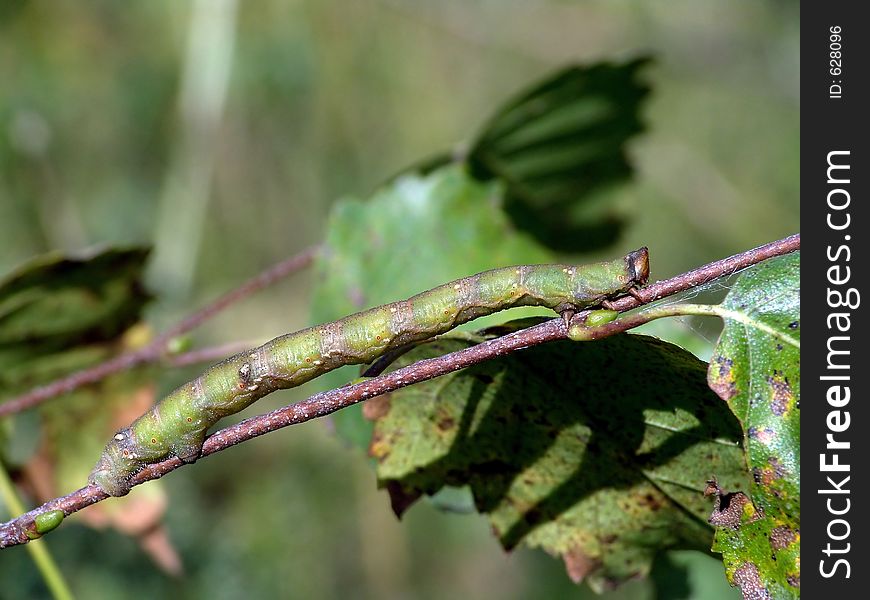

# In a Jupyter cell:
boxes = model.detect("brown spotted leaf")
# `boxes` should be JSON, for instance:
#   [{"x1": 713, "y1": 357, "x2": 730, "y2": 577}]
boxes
[
  {"x1": 707, "y1": 252, "x2": 800, "y2": 598},
  {"x1": 370, "y1": 333, "x2": 749, "y2": 592}
]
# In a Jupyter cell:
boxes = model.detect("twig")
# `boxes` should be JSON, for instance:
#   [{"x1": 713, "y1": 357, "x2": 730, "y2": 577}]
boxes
[
  {"x1": 0, "y1": 466, "x2": 73, "y2": 598},
  {"x1": 0, "y1": 234, "x2": 799, "y2": 548},
  {"x1": 166, "y1": 340, "x2": 263, "y2": 368},
  {"x1": 0, "y1": 246, "x2": 318, "y2": 417}
]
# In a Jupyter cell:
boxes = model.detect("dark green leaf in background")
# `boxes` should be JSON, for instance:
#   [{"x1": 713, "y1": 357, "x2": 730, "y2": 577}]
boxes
[
  {"x1": 369, "y1": 333, "x2": 749, "y2": 592},
  {"x1": 468, "y1": 59, "x2": 651, "y2": 253},
  {"x1": 0, "y1": 246, "x2": 151, "y2": 402},
  {"x1": 0, "y1": 247, "x2": 152, "y2": 490},
  {"x1": 0, "y1": 247, "x2": 172, "y2": 561},
  {"x1": 0, "y1": 246, "x2": 170, "y2": 570},
  {"x1": 707, "y1": 252, "x2": 800, "y2": 598}
]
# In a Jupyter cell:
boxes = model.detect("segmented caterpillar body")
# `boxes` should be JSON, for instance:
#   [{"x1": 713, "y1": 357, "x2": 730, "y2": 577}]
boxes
[{"x1": 90, "y1": 249, "x2": 649, "y2": 496}]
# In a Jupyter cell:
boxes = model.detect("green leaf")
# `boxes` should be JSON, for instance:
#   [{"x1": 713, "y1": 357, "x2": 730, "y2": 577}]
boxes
[
  {"x1": 707, "y1": 252, "x2": 800, "y2": 598},
  {"x1": 310, "y1": 164, "x2": 553, "y2": 447},
  {"x1": 468, "y1": 59, "x2": 651, "y2": 253},
  {"x1": 369, "y1": 334, "x2": 749, "y2": 592},
  {"x1": 0, "y1": 246, "x2": 152, "y2": 402},
  {"x1": 0, "y1": 247, "x2": 151, "y2": 348}
]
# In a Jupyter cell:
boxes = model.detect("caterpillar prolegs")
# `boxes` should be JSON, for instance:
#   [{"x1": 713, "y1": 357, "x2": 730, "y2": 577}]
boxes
[{"x1": 89, "y1": 248, "x2": 650, "y2": 496}]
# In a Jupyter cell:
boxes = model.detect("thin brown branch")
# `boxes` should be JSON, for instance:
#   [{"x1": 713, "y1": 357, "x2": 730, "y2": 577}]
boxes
[
  {"x1": 0, "y1": 246, "x2": 318, "y2": 418},
  {"x1": 0, "y1": 234, "x2": 799, "y2": 548},
  {"x1": 166, "y1": 340, "x2": 262, "y2": 368}
]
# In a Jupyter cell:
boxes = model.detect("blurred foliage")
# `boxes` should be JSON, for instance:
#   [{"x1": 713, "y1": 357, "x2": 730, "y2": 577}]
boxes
[
  {"x1": 1, "y1": 1, "x2": 796, "y2": 599},
  {"x1": 0, "y1": 246, "x2": 151, "y2": 483},
  {"x1": 411, "y1": 59, "x2": 651, "y2": 253},
  {"x1": 0, "y1": 247, "x2": 178, "y2": 572},
  {"x1": 0, "y1": 247, "x2": 150, "y2": 399}
]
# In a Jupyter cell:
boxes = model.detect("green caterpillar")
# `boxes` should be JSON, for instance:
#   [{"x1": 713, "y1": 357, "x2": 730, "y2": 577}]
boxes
[{"x1": 89, "y1": 249, "x2": 649, "y2": 496}]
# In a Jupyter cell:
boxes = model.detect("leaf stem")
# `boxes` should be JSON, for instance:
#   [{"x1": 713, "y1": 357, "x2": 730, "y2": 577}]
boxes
[
  {"x1": 570, "y1": 301, "x2": 799, "y2": 351},
  {"x1": 672, "y1": 304, "x2": 800, "y2": 349}
]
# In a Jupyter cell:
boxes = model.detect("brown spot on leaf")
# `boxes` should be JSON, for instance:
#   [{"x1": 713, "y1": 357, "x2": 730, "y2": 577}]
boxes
[
  {"x1": 563, "y1": 546, "x2": 602, "y2": 584},
  {"x1": 362, "y1": 394, "x2": 391, "y2": 421},
  {"x1": 706, "y1": 479, "x2": 762, "y2": 529},
  {"x1": 437, "y1": 416, "x2": 456, "y2": 431},
  {"x1": 708, "y1": 356, "x2": 738, "y2": 401},
  {"x1": 767, "y1": 373, "x2": 795, "y2": 416},
  {"x1": 759, "y1": 457, "x2": 788, "y2": 487},
  {"x1": 769, "y1": 525, "x2": 798, "y2": 551},
  {"x1": 733, "y1": 562, "x2": 771, "y2": 600},
  {"x1": 752, "y1": 468, "x2": 762, "y2": 485},
  {"x1": 768, "y1": 457, "x2": 787, "y2": 477},
  {"x1": 638, "y1": 492, "x2": 664, "y2": 511},
  {"x1": 748, "y1": 427, "x2": 776, "y2": 445},
  {"x1": 704, "y1": 478, "x2": 721, "y2": 497},
  {"x1": 368, "y1": 430, "x2": 390, "y2": 462}
]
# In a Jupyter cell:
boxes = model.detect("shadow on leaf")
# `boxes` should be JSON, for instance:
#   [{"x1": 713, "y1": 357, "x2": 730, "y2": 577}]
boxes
[{"x1": 371, "y1": 334, "x2": 748, "y2": 589}]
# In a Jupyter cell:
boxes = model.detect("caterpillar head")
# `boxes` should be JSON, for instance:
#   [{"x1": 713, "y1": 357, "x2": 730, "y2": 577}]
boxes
[
  {"x1": 626, "y1": 247, "x2": 650, "y2": 286},
  {"x1": 88, "y1": 428, "x2": 140, "y2": 497}
]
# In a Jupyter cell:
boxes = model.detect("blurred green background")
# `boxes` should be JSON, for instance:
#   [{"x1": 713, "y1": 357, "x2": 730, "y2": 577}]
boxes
[{"x1": 0, "y1": 1, "x2": 797, "y2": 598}]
